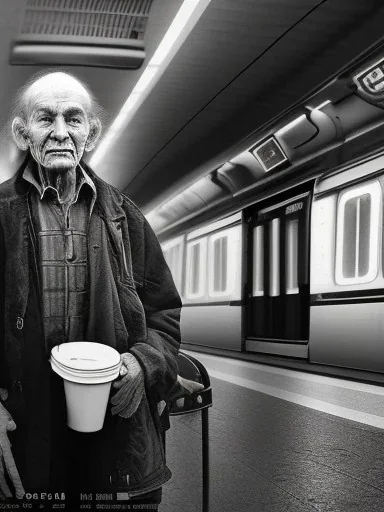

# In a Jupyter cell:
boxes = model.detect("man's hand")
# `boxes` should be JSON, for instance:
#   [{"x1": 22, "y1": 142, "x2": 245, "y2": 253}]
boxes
[
  {"x1": 110, "y1": 354, "x2": 145, "y2": 419},
  {"x1": 164, "y1": 375, "x2": 205, "y2": 411},
  {"x1": 0, "y1": 391, "x2": 25, "y2": 500},
  {"x1": 177, "y1": 375, "x2": 205, "y2": 394}
]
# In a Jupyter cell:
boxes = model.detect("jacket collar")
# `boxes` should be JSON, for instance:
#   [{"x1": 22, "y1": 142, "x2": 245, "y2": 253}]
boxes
[
  {"x1": 22, "y1": 159, "x2": 97, "y2": 215},
  {"x1": 0, "y1": 155, "x2": 31, "y2": 199},
  {"x1": 80, "y1": 160, "x2": 128, "y2": 222},
  {"x1": 2, "y1": 156, "x2": 129, "y2": 225}
]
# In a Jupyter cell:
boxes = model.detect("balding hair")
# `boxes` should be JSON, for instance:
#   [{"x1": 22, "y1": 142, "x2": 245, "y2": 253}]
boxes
[{"x1": 11, "y1": 69, "x2": 105, "y2": 124}]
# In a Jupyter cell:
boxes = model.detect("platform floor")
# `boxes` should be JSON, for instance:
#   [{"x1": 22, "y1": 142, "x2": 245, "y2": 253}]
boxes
[{"x1": 161, "y1": 351, "x2": 384, "y2": 512}]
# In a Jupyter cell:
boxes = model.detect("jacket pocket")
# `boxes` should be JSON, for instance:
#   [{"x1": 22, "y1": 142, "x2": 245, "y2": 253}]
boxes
[
  {"x1": 115, "y1": 280, "x2": 147, "y2": 345},
  {"x1": 113, "y1": 394, "x2": 165, "y2": 490},
  {"x1": 106, "y1": 217, "x2": 134, "y2": 287}
]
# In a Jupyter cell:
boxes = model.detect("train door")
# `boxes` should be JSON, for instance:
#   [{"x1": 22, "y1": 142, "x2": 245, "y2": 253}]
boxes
[{"x1": 245, "y1": 191, "x2": 310, "y2": 357}]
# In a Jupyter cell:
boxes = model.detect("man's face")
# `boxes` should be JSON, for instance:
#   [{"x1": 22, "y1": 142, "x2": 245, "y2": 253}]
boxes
[{"x1": 25, "y1": 85, "x2": 92, "y2": 172}]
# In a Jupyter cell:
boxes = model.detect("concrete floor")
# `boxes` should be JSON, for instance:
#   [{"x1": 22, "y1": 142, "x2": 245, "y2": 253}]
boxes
[{"x1": 161, "y1": 354, "x2": 384, "y2": 512}]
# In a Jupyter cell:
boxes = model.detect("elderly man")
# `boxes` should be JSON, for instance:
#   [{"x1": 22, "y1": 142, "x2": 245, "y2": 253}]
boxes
[{"x1": 0, "y1": 71, "x2": 182, "y2": 508}]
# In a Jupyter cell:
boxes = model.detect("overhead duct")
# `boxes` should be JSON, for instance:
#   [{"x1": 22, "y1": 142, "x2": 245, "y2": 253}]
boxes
[
  {"x1": 146, "y1": 173, "x2": 230, "y2": 235},
  {"x1": 216, "y1": 153, "x2": 264, "y2": 194},
  {"x1": 10, "y1": 0, "x2": 152, "y2": 69},
  {"x1": 274, "y1": 106, "x2": 342, "y2": 163}
]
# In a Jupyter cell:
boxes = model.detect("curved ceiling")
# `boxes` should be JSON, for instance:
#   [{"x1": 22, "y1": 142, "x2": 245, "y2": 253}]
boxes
[
  {"x1": 1, "y1": 0, "x2": 384, "y2": 215},
  {"x1": 118, "y1": 0, "x2": 384, "y2": 213}
]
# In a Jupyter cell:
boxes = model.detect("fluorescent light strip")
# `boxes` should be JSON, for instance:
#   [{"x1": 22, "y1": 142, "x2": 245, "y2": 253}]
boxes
[
  {"x1": 150, "y1": 0, "x2": 201, "y2": 67},
  {"x1": 91, "y1": 0, "x2": 210, "y2": 168},
  {"x1": 133, "y1": 65, "x2": 158, "y2": 94}
]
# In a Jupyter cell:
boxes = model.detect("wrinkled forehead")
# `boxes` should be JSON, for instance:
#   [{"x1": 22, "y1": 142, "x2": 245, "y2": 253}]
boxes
[{"x1": 24, "y1": 74, "x2": 92, "y2": 117}]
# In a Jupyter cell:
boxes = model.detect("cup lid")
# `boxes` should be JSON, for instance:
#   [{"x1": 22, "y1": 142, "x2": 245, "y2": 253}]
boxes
[
  {"x1": 51, "y1": 361, "x2": 121, "y2": 373},
  {"x1": 51, "y1": 342, "x2": 121, "y2": 371},
  {"x1": 50, "y1": 357, "x2": 121, "y2": 384}
]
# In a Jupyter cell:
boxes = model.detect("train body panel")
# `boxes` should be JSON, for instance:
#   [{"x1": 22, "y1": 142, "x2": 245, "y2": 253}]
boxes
[
  {"x1": 310, "y1": 302, "x2": 384, "y2": 373},
  {"x1": 180, "y1": 305, "x2": 242, "y2": 351},
  {"x1": 245, "y1": 339, "x2": 308, "y2": 358},
  {"x1": 308, "y1": 151, "x2": 384, "y2": 372}
]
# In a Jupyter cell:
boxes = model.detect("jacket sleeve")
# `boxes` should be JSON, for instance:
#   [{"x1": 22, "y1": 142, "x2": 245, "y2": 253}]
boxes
[
  {"x1": 129, "y1": 215, "x2": 182, "y2": 401},
  {"x1": 0, "y1": 219, "x2": 6, "y2": 389}
]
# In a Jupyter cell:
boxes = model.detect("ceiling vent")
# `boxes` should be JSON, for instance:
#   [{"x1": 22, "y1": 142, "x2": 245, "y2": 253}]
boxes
[{"x1": 10, "y1": 0, "x2": 154, "y2": 69}]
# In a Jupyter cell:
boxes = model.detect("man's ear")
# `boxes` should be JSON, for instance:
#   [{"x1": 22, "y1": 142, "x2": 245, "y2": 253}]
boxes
[
  {"x1": 85, "y1": 117, "x2": 102, "y2": 152},
  {"x1": 11, "y1": 117, "x2": 30, "y2": 151}
]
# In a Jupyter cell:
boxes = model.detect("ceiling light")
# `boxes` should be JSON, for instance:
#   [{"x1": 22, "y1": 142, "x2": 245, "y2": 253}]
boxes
[
  {"x1": 91, "y1": 0, "x2": 211, "y2": 169},
  {"x1": 121, "y1": 93, "x2": 141, "y2": 114},
  {"x1": 133, "y1": 65, "x2": 158, "y2": 94},
  {"x1": 150, "y1": 0, "x2": 202, "y2": 67}
]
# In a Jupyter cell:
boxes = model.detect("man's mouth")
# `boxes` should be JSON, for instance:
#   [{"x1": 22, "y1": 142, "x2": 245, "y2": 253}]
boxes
[{"x1": 45, "y1": 149, "x2": 74, "y2": 155}]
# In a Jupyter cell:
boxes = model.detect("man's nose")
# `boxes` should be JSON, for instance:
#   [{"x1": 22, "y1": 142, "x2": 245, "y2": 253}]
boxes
[{"x1": 51, "y1": 116, "x2": 69, "y2": 141}]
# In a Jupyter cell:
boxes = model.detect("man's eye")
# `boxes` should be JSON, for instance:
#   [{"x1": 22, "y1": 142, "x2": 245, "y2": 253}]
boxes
[
  {"x1": 69, "y1": 117, "x2": 81, "y2": 124},
  {"x1": 39, "y1": 116, "x2": 51, "y2": 123}
]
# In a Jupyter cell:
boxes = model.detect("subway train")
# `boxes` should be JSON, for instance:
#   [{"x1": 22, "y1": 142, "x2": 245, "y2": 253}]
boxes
[{"x1": 146, "y1": 43, "x2": 384, "y2": 379}]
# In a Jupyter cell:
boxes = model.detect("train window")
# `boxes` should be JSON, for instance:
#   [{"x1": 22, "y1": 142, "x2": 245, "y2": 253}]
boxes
[
  {"x1": 286, "y1": 218, "x2": 299, "y2": 294},
  {"x1": 185, "y1": 238, "x2": 207, "y2": 299},
  {"x1": 162, "y1": 236, "x2": 184, "y2": 293},
  {"x1": 252, "y1": 225, "x2": 264, "y2": 296},
  {"x1": 335, "y1": 181, "x2": 381, "y2": 285},
  {"x1": 207, "y1": 227, "x2": 239, "y2": 298},
  {"x1": 191, "y1": 245, "x2": 201, "y2": 294},
  {"x1": 213, "y1": 237, "x2": 228, "y2": 292},
  {"x1": 269, "y1": 218, "x2": 280, "y2": 296}
]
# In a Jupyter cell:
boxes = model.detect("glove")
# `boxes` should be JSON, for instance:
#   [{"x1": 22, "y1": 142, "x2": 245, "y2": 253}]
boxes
[
  {"x1": 0, "y1": 390, "x2": 25, "y2": 500},
  {"x1": 110, "y1": 354, "x2": 145, "y2": 419},
  {"x1": 177, "y1": 375, "x2": 205, "y2": 394},
  {"x1": 164, "y1": 375, "x2": 205, "y2": 410}
]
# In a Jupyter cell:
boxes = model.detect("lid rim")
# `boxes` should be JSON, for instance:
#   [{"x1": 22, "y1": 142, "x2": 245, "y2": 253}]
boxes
[
  {"x1": 51, "y1": 342, "x2": 121, "y2": 371},
  {"x1": 50, "y1": 359, "x2": 121, "y2": 384},
  {"x1": 50, "y1": 356, "x2": 121, "y2": 371}
]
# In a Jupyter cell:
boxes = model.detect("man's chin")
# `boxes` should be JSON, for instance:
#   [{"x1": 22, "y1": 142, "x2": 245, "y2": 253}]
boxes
[{"x1": 41, "y1": 157, "x2": 78, "y2": 172}]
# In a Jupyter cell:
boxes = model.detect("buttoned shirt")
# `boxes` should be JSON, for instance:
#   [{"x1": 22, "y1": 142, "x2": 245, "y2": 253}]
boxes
[{"x1": 23, "y1": 162, "x2": 97, "y2": 349}]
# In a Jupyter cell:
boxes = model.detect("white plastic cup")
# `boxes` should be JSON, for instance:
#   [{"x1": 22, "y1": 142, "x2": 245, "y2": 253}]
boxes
[{"x1": 50, "y1": 342, "x2": 121, "y2": 433}]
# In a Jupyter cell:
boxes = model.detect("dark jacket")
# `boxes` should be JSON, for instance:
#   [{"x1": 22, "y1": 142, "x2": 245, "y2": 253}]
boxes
[{"x1": 0, "y1": 158, "x2": 182, "y2": 496}]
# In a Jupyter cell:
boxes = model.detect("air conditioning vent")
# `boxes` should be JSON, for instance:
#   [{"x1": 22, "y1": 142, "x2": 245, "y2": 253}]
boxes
[
  {"x1": 10, "y1": 0, "x2": 154, "y2": 69},
  {"x1": 20, "y1": 0, "x2": 152, "y2": 40}
]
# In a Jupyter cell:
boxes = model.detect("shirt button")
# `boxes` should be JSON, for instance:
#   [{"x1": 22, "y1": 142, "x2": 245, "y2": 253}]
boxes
[{"x1": 16, "y1": 317, "x2": 24, "y2": 330}]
